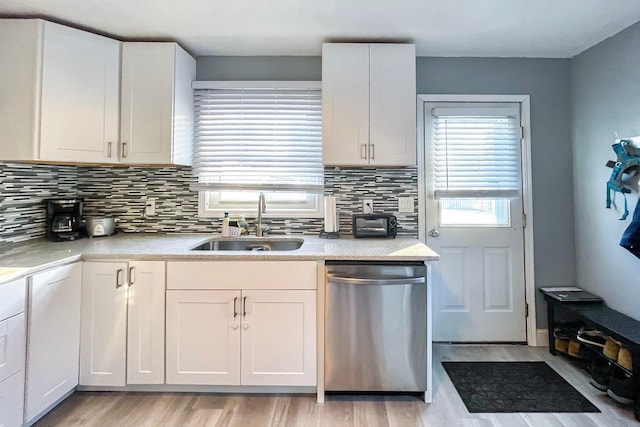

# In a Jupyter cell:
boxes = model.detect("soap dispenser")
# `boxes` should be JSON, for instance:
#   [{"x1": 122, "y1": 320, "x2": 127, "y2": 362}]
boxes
[{"x1": 221, "y1": 212, "x2": 230, "y2": 237}]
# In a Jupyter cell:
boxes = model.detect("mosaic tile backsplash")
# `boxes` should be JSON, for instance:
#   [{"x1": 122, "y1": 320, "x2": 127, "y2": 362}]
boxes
[
  {"x1": 0, "y1": 163, "x2": 79, "y2": 243},
  {"x1": 0, "y1": 162, "x2": 418, "y2": 243}
]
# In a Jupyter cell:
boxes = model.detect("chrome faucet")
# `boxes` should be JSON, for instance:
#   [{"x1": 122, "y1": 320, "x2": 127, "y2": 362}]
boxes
[{"x1": 256, "y1": 192, "x2": 269, "y2": 236}]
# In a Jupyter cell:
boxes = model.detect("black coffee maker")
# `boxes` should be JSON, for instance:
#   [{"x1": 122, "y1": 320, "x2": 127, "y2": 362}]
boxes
[{"x1": 46, "y1": 198, "x2": 84, "y2": 242}]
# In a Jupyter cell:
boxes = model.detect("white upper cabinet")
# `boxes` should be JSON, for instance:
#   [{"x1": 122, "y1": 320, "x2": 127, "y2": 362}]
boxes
[
  {"x1": 322, "y1": 44, "x2": 370, "y2": 166},
  {"x1": 120, "y1": 42, "x2": 196, "y2": 165},
  {"x1": 0, "y1": 19, "x2": 120, "y2": 163},
  {"x1": 369, "y1": 44, "x2": 417, "y2": 166},
  {"x1": 322, "y1": 43, "x2": 416, "y2": 166}
]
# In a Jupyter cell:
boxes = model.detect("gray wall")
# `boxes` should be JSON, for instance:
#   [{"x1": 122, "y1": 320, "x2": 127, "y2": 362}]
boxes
[
  {"x1": 197, "y1": 56, "x2": 321, "y2": 81},
  {"x1": 198, "y1": 55, "x2": 575, "y2": 328},
  {"x1": 571, "y1": 22, "x2": 640, "y2": 321}
]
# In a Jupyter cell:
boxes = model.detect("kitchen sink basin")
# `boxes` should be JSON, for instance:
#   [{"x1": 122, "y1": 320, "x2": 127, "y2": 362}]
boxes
[{"x1": 191, "y1": 237, "x2": 304, "y2": 252}]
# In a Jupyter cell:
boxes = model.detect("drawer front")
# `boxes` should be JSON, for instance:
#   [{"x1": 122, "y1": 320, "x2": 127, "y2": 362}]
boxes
[
  {"x1": 0, "y1": 277, "x2": 26, "y2": 320},
  {"x1": 167, "y1": 261, "x2": 317, "y2": 290},
  {"x1": 0, "y1": 312, "x2": 26, "y2": 383}
]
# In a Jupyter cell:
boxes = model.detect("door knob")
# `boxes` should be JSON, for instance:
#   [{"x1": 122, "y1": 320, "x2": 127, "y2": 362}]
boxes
[{"x1": 429, "y1": 228, "x2": 440, "y2": 238}]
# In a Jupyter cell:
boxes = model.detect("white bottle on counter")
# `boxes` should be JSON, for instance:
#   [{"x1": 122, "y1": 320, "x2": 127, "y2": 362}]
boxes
[{"x1": 221, "y1": 212, "x2": 230, "y2": 237}]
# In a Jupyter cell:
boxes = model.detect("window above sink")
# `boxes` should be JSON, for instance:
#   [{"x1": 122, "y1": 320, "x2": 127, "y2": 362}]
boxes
[{"x1": 191, "y1": 81, "x2": 323, "y2": 218}]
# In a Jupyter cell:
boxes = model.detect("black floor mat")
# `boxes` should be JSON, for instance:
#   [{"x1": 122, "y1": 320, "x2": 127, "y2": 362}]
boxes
[{"x1": 442, "y1": 361, "x2": 600, "y2": 413}]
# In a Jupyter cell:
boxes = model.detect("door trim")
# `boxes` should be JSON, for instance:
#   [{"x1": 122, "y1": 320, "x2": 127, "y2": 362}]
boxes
[{"x1": 416, "y1": 94, "x2": 536, "y2": 346}]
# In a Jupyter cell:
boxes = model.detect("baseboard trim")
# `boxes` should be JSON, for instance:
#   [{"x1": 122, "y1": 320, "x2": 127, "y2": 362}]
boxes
[
  {"x1": 536, "y1": 328, "x2": 549, "y2": 347},
  {"x1": 77, "y1": 384, "x2": 316, "y2": 393}
]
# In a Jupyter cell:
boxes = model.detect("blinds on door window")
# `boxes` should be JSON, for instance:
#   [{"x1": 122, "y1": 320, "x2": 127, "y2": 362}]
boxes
[
  {"x1": 191, "y1": 84, "x2": 323, "y2": 193},
  {"x1": 431, "y1": 107, "x2": 521, "y2": 199}
]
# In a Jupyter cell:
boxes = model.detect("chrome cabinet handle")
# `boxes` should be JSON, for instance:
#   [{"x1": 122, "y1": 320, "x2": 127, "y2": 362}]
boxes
[
  {"x1": 116, "y1": 268, "x2": 123, "y2": 288},
  {"x1": 107, "y1": 141, "x2": 112, "y2": 158},
  {"x1": 429, "y1": 228, "x2": 440, "y2": 238},
  {"x1": 128, "y1": 266, "x2": 135, "y2": 286},
  {"x1": 122, "y1": 141, "x2": 128, "y2": 158},
  {"x1": 371, "y1": 144, "x2": 375, "y2": 160},
  {"x1": 233, "y1": 297, "x2": 238, "y2": 318},
  {"x1": 360, "y1": 144, "x2": 367, "y2": 159},
  {"x1": 243, "y1": 296, "x2": 247, "y2": 317}
]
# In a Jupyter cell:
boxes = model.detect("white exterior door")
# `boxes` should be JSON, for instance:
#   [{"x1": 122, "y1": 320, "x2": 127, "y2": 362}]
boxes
[
  {"x1": 166, "y1": 290, "x2": 241, "y2": 385},
  {"x1": 423, "y1": 102, "x2": 527, "y2": 342}
]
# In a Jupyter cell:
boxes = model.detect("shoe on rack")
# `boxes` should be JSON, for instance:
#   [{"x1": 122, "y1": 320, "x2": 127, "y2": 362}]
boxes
[
  {"x1": 577, "y1": 327, "x2": 607, "y2": 348},
  {"x1": 554, "y1": 328, "x2": 571, "y2": 353},
  {"x1": 618, "y1": 347, "x2": 633, "y2": 371},
  {"x1": 603, "y1": 337, "x2": 622, "y2": 361},
  {"x1": 567, "y1": 340, "x2": 585, "y2": 359},
  {"x1": 589, "y1": 357, "x2": 612, "y2": 391},
  {"x1": 607, "y1": 370, "x2": 636, "y2": 405}
]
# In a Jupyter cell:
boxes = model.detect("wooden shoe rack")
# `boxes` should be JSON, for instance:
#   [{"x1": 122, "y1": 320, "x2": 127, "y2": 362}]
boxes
[{"x1": 541, "y1": 289, "x2": 640, "y2": 420}]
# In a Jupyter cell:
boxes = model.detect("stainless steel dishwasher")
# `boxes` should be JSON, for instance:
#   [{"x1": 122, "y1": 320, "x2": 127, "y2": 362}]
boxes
[{"x1": 325, "y1": 261, "x2": 427, "y2": 392}]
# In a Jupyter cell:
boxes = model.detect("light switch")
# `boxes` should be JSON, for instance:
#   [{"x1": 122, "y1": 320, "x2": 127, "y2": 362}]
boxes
[{"x1": 398, "y1": 197, "x2": 414, "y2": 213}]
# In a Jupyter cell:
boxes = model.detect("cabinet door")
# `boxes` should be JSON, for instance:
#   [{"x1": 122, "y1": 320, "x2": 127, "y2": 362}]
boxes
[
  {"x1": 126, "y1": 261, "x2": 165, "y2": 385},
  {"x1": 39, "y1": 22, "x2": 120, "y2": 163},
  {"x1": 0, "y1": 313, "x2": 25, "y2": 383},
  {"x1": 120, "y1": 43, "x2": 175, "y2": 164},
  {"x1": 166, "y1": 290, "x2": 241, "y2": 385},
  {"x1": 0, "y1": 371, "x2": 25, "y2": 427},
  {"x1": 322, "y1": 43, "x2": 370, "y2": 166},
  {"x1": 80, "y1": 262, "x2": 128, "y2": 386},
  {"x1": 241, "y1": 290, "x2": 316, "y2": 386},
  {"x1": 369, "y1": 44, "x2": 416, "y2": 166},
  {"x1": 0, "y1": 19, "x2": 41, "y2": 160},
  {"x1": 25, "y1": 263, "x2": 81, "y2": 422}
]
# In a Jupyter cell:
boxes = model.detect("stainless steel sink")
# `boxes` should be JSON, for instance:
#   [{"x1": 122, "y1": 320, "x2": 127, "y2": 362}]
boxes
[{"x1": 191, "y1": 237, "x2": 304, "y2": 252}]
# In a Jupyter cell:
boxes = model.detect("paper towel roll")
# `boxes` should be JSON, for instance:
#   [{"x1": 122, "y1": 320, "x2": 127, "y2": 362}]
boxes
[{"x1": 324, "y1": 196, "x2": 338, "y2": 232}]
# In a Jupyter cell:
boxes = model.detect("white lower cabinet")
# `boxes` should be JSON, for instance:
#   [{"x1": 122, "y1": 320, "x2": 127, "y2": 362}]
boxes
[
  {"x1": 25, "y1": 263, "x2": 82, "y2": 422},
  {"x1": 241, "y1": 290, "x2": 316, "y2": 386},
  {"x1": 166, "y1": 290, "x2": 241, "y2": 385},
  {"x1": 0, "y1": 277, "x2": 26, "y2": 427},
  {"x1": 165, "y1": 261, "x2": 317, "y2": 387},
  {"x1": 80, "y1": 261, "x2": 165, "y2": 387},
  {"x1": 0, "y1": 371, "x2": 25, "y2": 427}
]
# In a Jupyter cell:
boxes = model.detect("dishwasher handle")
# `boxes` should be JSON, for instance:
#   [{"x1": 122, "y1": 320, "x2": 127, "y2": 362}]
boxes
[{"x1": 327, "y1": 274, "x2": 425, "y2": 286}]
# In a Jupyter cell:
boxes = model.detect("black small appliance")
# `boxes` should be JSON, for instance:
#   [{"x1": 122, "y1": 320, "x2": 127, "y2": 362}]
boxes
[
  {"x1": 352, "y1": 214, "x2": 398, "y2": 238},
  {"x1": 46, "y1": 198, "x2": 84, "y2": 242}
]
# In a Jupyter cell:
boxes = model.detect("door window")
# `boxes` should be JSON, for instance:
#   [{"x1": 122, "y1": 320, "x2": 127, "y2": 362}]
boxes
[{"x1": 429, "y1": 105, "x2": 521, "y2": 228}]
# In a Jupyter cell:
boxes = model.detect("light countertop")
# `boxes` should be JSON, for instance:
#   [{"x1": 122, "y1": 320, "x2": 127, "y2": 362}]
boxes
[{"x1": 0, "y1": 233, "x2": 439, "y2": 285}]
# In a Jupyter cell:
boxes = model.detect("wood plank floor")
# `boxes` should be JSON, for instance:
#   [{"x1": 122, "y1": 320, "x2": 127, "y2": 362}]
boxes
[{"x1": 36, "y1": 345, "x2": 639, "y2": 427}]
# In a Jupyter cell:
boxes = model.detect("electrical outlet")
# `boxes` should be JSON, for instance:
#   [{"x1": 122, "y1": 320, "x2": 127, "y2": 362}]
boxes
[
  {"x1": 145, "y1": 199, "x2": 156, "y2": 216},
  {"x1": 362, "y1": 199, "x2": 374, "y2": 214},
  {"x1": 398, "y1": 197, "x2": 414, "y2": 213}
]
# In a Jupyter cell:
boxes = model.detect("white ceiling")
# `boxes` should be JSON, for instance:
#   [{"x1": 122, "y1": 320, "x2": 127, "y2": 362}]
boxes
[{"x1": 2, "y1": 0, "x2": 640, "y2": 58}]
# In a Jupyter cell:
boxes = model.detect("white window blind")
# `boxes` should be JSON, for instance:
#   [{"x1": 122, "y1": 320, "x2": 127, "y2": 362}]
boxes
[
  {"x1": 192, "y1": 84, "x2": 323, "y2": 193},
  {"x1": 431, "y1": 107, "x2": 521, "y2": 199}
]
